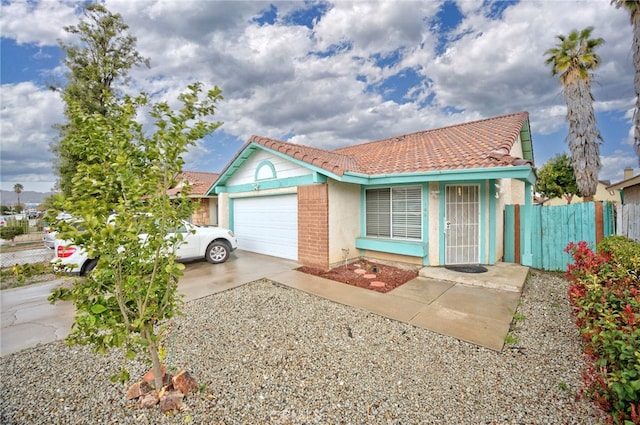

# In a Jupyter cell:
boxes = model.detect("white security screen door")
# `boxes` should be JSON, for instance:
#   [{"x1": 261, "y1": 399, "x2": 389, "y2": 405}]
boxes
[{"x1": 444, "y1": 184, "x2": 480, "y2": 265}]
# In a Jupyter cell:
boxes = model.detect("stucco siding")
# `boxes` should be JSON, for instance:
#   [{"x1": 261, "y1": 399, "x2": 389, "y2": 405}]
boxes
[
  {"x1": 327, "y1": 180, "x2": 361, "y2": 265},
  {"x1": 624, "y1": 185, "x2": 640, "y2": 203},
  {"x1": 509, "y1": 134, "x2": 524, "y2": 159},
  {"x1": 226, "y1": 150, "x2": 311, "y2": 186}
]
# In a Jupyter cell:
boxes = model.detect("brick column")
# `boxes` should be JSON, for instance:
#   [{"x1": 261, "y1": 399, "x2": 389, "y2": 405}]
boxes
[{"x1": 298, "y1": 184, "x2": 329, "y2": 270}]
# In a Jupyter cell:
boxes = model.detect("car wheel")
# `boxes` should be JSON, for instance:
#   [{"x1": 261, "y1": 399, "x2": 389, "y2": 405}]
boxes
[
  {"x1": 205, "y1": 241, "x2": 230, "y2": 264},
  {"x1": 81, "y1": 259, "x2": 98, "y2": 276}
]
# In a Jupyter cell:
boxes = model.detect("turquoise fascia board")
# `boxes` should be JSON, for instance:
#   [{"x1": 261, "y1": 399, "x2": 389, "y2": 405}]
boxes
[
  {"x1": 343, "y1": 165, "x2": 536, "y2": 186},
  {"x1": 212, "y1": 143, "x2": 339, "y2": 194},
  {"x1": 209, "y1": 144, "x2": 259, "y2": 195},
  {"x1": 222, "y1": 174, "x2": 321, "y2": 194},
  {"x1": 520, "y1": 119, "x2": 534, "y2": 162},
  {"x1": 355, "y1": 237, "x2": 427, "y2": 257}
]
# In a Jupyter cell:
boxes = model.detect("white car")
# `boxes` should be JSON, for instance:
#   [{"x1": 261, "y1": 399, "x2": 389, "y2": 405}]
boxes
[{"x1": 53, "y1": 221, "x2": 238, "y2": 275}]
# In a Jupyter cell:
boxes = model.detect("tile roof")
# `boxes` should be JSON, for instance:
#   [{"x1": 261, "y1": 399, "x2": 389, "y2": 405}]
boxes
[
  {"x1": 249, "y1": 112, "x2": 532, "y2": 176},
  {"x1": 248, "y1": 136, "x2": 358, "y2": 176},
  {"x1": 167, "y1": 171, "x2": 219, "y2": 196}
]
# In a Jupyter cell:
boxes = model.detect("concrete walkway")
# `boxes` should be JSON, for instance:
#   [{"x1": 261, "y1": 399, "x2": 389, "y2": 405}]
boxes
[
  {"x1": 269, "y1": 262, "x2": 528, "y2": 351},
  {"x1": 1, "y1": 251, "x2": 528, "y2": 356}
]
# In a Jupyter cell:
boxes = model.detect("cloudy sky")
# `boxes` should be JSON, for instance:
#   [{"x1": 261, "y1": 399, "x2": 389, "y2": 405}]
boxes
[{"x1": 1, "y1": 0, "x2": 638, "y2": 193}]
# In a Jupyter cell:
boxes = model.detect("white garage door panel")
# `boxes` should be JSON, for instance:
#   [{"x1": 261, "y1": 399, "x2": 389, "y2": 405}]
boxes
[{"x1": 234, "y1": 195, "x2": 298, "y2": 260}]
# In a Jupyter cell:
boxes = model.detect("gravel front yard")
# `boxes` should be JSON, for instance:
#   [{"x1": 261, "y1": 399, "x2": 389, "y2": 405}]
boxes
[{"x1": 0, "y1": 271, "x2": 606, "y2": 424}]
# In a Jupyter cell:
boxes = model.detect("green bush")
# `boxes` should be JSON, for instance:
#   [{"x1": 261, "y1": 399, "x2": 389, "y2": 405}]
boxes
[
  {"x1": 598, "y1": 235, "x2": 640, "y2": 271},
  {"x1": 0, "y1": 226, "x2": 25, "y2": 241},
  {"x1": 566, "y1": 241, "x2": 640, "y2": 424}
]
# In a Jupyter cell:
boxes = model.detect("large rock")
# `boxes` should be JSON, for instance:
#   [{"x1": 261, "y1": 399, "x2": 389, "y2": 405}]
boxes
[
  {"x1": 172, "y1": 370, "x2": 198, "y2": 395},
  {"x1": 159, "y1": 389, "x2": 184, "y2": 413},
  {"x1": 126, "y1": 381, "x2": 152, "y2": 400},
  {"x1": 139, "y1": 390, "x2": 160, "y2": 408}
]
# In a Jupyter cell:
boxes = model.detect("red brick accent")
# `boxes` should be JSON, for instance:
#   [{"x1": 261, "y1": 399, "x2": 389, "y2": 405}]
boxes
[{"x1": 298, "y1": 184, "x2": 329, "y2": 270}]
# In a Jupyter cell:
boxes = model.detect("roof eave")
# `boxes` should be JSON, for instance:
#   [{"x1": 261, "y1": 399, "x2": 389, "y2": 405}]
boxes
[
  {"x1": 342, "y1": 165, "x2": 536, "y2": 185},
  {"x1": 210, "y1": 142, "x2": 344, "y2": 194}
]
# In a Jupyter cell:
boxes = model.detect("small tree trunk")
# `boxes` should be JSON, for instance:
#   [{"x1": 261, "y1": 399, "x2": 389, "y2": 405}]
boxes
[
  {"x1": 583, "y1": 195, "x2": 594, "y2": 202},
  {"x1": 144, "y1": 327, "x2": 164, "y2": 391}
]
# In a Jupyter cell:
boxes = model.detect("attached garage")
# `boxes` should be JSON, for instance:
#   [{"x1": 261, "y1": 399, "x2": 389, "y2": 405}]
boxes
[{"x1": 233, "y1": 194, "x2": 298, "y2": 260}]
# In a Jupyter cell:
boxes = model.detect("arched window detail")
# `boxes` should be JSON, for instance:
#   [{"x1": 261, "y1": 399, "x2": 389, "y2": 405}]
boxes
[{"x1": 255, "y1": 160, "x2": 276, "y2": 181}]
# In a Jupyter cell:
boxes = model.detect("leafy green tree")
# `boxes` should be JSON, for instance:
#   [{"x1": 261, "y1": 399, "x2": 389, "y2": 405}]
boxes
[
  {"x1": 52, "y1": 3, "x2": 149, "y2": 198},
  {"x1": 536, "y1": 153, "x2": 582, "y2": 204},
  {"x1": 611, "y1": 0, "x2": 640, "y2": 165},
  {"x1": 49, "y1": 83, "x2": 223, "y2": 393},
  {"x1": 544, "y1": 27, "x2": 604, "y2": 201}
]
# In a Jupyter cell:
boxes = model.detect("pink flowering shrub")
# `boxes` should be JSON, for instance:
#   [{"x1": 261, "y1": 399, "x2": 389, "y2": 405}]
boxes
[{"x1": 565, "y1": 239, "x2": 640, "y2": 424}]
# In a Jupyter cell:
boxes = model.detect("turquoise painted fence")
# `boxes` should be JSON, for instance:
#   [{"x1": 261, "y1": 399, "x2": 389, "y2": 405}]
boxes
[{"x1": 504, "y1": 202, "x2": 615, "y2": 271}]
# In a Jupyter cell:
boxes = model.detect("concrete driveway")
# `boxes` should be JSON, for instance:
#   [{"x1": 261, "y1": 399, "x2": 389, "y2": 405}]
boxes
[{"x1": 0, "y1": 251, "x2": 298, "y2": 357}]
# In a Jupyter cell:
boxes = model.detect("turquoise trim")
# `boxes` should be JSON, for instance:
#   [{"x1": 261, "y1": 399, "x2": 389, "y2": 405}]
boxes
[
  {"x1": 422, "y1": 183, "x2": 429, "y2": 266},
  {"x1": 221, "y1": 175, "x2": 318, "y2": 194},
  {"x1": 342, "y1": 165, "x2": 536, "y2": 185},
  {"x1": 229, "y1": 199, "x2": 235, "y2": 232},
  {"x1": 520, "y1": 119, "x2": 534, "y2": 162},
  {"x1": 209, "y1": 141, "x2": 536, "y2": 195},
  {"x1": 488, "y1": 180, "x2": 497, "y2": 264},
  {"x1": 255, "y1": 160, "x2": 276, "y2": 181},
  {"x1": 521, "y1": 180, "x2": 534, "y2": 265},
  {"x1": 359, "y1": 184, "x2": 430, "y2": 264},
  {"x1": 356, "y1": 237, "x2": 427, "y2": 257},
  {"x1": 438, "y1": 182, "x2": 446, "y2": 265}
]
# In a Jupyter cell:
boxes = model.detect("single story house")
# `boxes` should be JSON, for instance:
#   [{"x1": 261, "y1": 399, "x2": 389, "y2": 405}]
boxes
[
  {"x1": 168, "y1": 171, "x2": 219, "y2": 226},
  {"x1": 606, "y1": 168, "x2": 640, "y2": 204},
  {"x1": 210, "y1": 112, "x2": 536, "y2": 270},
  {"x1": 536, "y1": 180, "x2": 621, "y2": 205}
]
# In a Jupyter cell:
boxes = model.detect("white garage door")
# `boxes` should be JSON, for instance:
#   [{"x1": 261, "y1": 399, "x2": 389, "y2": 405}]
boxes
[{"x1": 233, "y1": 195, "x2": 298, "y2": 260}]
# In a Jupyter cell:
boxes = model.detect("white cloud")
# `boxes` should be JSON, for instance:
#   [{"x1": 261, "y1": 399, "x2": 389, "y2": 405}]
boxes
[
  {"x1": 0, "y1": 82, "x2": 63, "y2": 187},
  {"x1": 1, "y1": 0, "x2": 637, "y2": 187},
  {"x1": 0, "y1": 0, "x2": 78, "y2": 45}
]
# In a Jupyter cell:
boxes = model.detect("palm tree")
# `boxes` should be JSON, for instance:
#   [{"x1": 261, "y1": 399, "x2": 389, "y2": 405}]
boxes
[
  {"x1": 13, "y1": 183, "x2": 23, "y2": 209},
  {"x1": 612, "y1": 0, "x2": 640, "y2": 165},
  {"x1": 544, "y1": 27, "x2": 604, "y2": 201}
]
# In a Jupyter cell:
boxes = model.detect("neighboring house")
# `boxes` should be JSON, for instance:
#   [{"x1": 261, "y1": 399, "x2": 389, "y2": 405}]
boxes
[
  {"x1": 537, "y1": 180, "x2": 621, "y2": 205},
  {"x1": 210, "y1": 112, "x2": 536, "y2": 270},
  {"x1": 606, "y1": 168, "x2": 640, "y2": 204},
  {"x1": 168, "y1": 171, "x2": 219, "y2": 226}
]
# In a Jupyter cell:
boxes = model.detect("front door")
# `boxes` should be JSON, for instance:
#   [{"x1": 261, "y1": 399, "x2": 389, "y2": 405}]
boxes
[{"x1": 444, "y1": 184, "x2": 480, "y2": 265}]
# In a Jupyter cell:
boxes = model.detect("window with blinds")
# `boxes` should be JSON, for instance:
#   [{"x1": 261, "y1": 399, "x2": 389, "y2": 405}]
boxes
[{"x1": 365, "y1": 186, "x2": 422, "y2": 240}]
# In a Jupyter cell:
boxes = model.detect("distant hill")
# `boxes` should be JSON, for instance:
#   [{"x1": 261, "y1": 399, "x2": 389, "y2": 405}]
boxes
[{"x1": 0, "y1": 190, "x2": 52, "y2": 206}]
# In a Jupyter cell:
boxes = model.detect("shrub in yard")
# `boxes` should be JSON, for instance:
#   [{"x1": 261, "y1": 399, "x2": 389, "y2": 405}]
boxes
[
  {"x1": 598, "y1": 236, "x2": 640, "y2": 273},
  {"x1": 565, "y1": 241, "x2": 640, "y2": 425},
  {"x1": 0, "y1": 226, "x2": 24, "y2": 241}
]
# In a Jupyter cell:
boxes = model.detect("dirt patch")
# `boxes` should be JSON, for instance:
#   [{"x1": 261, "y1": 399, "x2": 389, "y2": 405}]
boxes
[{"x1": 297, "y1": 259, "x2": 420, "y2": 293}]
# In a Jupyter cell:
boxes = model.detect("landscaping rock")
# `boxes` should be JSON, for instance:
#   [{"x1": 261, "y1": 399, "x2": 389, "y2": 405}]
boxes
[{"x1": 172, "y1": 369, "x2": 198, "y2": 395}]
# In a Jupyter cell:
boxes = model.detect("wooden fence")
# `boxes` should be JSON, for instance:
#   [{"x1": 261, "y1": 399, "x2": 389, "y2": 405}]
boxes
[
  {"x1": 616, "y1": 203, "x2": 640, "y2": 242},
  {"x1": 504, "y1": 202, "x2": 616, "y2": 271}
]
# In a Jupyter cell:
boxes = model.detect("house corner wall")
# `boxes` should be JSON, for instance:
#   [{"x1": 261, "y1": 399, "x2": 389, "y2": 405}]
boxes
[
  {"x1": 218, "y1": 193, "x2": 230, "y2": 229},
  {"x1": 298, "y1": 184, "x2": 329, "y2": 270},
  {"x1": 327, "y1": 180, "x2": 360, "y2": 266}
]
